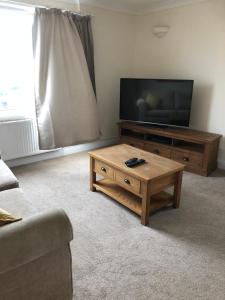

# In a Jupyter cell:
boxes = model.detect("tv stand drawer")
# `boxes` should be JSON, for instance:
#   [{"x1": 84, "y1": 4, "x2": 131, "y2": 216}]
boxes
[
  {"x1": 120, "y1": 137, "x2": 144, "y2": 149},
  {"x1": 144, "y1": 143, "x2": 171, "y2": 158},
  {"x1": 171, "y1": 150, "x2": 203, "y2": 168}
]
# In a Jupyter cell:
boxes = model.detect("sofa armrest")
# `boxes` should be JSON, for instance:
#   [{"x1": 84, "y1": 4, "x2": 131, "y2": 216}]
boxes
[
  {"x1": 0, "y1": 208, "x2": 73, "y2": 274},
  {"x1": 0, "y1": 159, "x2": 19, "y2": 191}
]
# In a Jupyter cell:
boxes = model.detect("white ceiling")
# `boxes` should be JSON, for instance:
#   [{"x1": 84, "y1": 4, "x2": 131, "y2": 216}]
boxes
[{"x1": 79, "y1": 0, "x2": 207, "y2": 14}]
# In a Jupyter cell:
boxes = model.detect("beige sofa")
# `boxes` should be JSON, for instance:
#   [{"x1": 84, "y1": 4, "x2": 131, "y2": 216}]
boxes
[{"x1": 0, "y1": 158, "x2": 73, "y2": 300}]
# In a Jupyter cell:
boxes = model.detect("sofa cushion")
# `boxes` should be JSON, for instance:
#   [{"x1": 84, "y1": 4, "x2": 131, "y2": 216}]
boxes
[
  {"x1": 145, "y1": 93, "x2": 160, "y2": 109},
  {"x1": 0, "y1": 188, "x2": 37, "y2": 218},
  {"x1": 0, "y1": 207, "x2": 22, "y2": 226},
  {"x1": 0, "y1": 160, "x2": 19, "y2": 192}
]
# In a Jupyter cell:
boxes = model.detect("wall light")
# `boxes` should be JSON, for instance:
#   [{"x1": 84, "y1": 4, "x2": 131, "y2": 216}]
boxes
[{"x1": 152, "y1": 26, "x2": 170, "y2": 38}]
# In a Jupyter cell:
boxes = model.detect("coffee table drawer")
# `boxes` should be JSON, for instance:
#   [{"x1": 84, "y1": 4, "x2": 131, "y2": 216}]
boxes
[
  {"x1": 95, "y1": 160, "x2": 114, "y2": 180},
  {"x1": 115, "y1": 170, "x2": 140, "y2": 194}
]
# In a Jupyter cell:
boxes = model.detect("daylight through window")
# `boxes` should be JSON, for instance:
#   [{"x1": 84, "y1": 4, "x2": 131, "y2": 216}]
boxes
[{"x1": 0, "y1": 6, "x2": 35, "y2": 121}]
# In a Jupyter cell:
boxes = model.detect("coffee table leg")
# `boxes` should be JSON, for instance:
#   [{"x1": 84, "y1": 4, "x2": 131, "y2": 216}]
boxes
[
  {"x1": 173, "y1": 171, "x2": 183, "y2": 208},
  {"x1": 90, "y1": 157, "x2": 96, "y2": 192},
  {"x1": 141, "y1": 183, "x2": 151, "y2": 226}
]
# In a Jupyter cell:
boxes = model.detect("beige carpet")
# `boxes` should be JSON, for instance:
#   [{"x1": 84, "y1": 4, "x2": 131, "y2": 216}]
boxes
[{"x1": 13, "y1": 152, "x2": 225, "y2": 300}]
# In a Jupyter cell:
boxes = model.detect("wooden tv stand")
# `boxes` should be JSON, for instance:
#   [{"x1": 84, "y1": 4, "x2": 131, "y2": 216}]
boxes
[{"x1": 118, "y1": 122, "x2": 222, "y2": 176}]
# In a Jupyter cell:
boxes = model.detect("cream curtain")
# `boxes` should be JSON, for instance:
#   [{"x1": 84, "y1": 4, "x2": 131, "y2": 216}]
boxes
[{"x1": 33, "y1": 8, "x2": 100, "y2": 150}]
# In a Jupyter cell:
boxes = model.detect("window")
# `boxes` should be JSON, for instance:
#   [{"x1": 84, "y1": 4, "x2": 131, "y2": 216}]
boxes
[{"x1": 0, "y1": 5, "x2": 35, "y2": 121}]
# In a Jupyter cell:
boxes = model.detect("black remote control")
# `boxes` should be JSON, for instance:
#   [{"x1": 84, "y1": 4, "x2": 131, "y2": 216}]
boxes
[
  {"x1": 125, "y1": 157, "x2": 138, "y2": 166},
  {"x1": 126, "y1": 159, "x2": 146, "y2": 168}
]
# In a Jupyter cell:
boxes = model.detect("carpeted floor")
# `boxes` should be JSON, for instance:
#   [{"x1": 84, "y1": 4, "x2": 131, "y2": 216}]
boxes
[{"x1": 13, "y1": 152, "x2": 225, "y2": 300}]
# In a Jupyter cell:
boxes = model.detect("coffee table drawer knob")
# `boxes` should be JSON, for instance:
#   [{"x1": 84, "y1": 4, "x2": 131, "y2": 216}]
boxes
[
  {"x1": 124, "y1": 178, "x2": 130, "y2": 185},
  {"x1": 101, "y1": 167, "x2": 107, "y2": 172}
]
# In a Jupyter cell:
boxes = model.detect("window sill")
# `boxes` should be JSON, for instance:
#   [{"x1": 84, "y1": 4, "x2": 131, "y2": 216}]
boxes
[{"x1": 0, "y1": 111, "x2": 29, "y2": 122}]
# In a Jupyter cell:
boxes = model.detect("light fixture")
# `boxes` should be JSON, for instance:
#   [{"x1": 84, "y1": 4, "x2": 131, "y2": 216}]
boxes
[{"x1": 152, "y1": 26, "x2": 170, "y2": 38}]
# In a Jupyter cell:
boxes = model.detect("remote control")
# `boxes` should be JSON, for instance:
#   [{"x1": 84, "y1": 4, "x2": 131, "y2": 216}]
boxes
[
  {"x1": 126, "y1": 159, "x2": 146, "y2": 168},
  {"x1": 125, "y1": 157, "x2": 138, "y2": 165}
]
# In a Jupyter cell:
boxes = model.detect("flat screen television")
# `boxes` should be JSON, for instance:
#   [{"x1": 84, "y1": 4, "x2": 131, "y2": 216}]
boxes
[{"x1": 120, "y1": 78, "x2": 194, "y2": 128}]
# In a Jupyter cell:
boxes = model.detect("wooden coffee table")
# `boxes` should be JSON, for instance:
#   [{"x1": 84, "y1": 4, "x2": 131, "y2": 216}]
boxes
[{"x1": 89, "y1": 144, "x2": 185, "y2": 226}]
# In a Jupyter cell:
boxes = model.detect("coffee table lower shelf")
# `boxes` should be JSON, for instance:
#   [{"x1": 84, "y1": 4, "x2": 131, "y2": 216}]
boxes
[{"x1": 93, "y1": 179, "x2": 173, "y2": 216}]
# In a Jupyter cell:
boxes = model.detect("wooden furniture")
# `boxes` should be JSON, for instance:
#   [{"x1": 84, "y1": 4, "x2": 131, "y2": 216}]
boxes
[
  {"x1": 118, "y1": 121, "x2": 222, "y2": 176},
  {"x1": 89, "y1": 144, "x2": 184, "y2": 226}
]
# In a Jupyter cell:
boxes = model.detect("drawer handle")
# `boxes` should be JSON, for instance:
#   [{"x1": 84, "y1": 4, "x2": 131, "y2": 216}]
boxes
[
  {"x1": 153, "y1": 149, "x2": 160, "y2": 154},
  {"x1": 183, "y1": 157, "x2": 189, "y2": 162},
  {"x1": 124, "y1": 178, "x2": 130, "y2": 185},
  {"x1": 101, "y1": 167, "x2": 107, "y2": 172}
]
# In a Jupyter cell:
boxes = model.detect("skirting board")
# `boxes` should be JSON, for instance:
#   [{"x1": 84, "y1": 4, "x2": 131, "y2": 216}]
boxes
[{"x1": 6, "y1": 137, "x2": 118, "y2": 168}]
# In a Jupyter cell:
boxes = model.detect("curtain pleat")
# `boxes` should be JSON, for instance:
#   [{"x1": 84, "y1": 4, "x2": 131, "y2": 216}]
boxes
[{"x1": 72, "y1": 15, "x2": 96, "y2": 95}]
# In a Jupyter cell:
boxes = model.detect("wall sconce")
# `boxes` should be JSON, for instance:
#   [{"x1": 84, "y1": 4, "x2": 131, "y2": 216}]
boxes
[{"x1": 152, "y1": 26, "x2": 170, "y2": 38}]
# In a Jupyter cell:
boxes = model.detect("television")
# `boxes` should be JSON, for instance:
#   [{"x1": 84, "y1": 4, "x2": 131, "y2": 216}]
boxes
[{"x1": 120, "y1": 78, "x2": 194, "y2": 128}]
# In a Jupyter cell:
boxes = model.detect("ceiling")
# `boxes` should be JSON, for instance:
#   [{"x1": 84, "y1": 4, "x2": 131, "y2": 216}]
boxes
[{"x1": 79, "y1": 0, "x2": 206, "y2": 14}]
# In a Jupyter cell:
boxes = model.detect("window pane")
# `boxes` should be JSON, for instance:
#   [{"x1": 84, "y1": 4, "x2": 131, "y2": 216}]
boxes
[{"x1": 0, "y1": 7, "x2": 35, "y2": 120}]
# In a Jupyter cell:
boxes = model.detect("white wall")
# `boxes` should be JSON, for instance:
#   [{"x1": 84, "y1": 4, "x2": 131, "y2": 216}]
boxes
[
  {"x1": 132, "y1": 0, "x2": 225, "y2": 162},
  {"x1": 80, "y1": 4, "x2": 135, "y2": 139}
]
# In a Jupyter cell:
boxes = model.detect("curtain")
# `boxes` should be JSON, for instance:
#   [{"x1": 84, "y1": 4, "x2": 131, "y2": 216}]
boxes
[
  {"x1": 32, "y1": 8, "x2": 100, "y2": 150},
  {"x1": 72, "y1": 15, "x2": 96, "y2": 94}
]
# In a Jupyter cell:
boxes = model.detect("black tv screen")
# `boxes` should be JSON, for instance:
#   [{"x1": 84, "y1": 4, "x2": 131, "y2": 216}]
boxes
[{"x1": 120, "y1": 79, "x2": 194, "y2": 127}]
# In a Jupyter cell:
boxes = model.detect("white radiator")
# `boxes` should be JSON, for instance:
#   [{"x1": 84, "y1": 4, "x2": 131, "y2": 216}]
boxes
[{"x1": 0, "y1": 119, "x2": 40, "y2": 161}]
